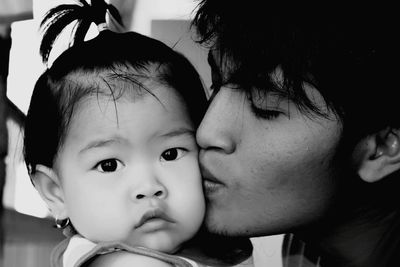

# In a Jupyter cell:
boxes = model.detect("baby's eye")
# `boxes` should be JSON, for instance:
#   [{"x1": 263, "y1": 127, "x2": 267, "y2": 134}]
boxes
[
  {"x1": 95, "y1": 159, "x2": 123, "y2": 173},
  {"x1": 160, "y1": 148, "x2": 187, "y2": 161}
]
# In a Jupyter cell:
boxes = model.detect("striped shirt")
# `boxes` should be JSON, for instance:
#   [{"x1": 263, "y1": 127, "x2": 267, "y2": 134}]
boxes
[{"x1": 282, "y1": 234, "x2": 322, "y2": 267}]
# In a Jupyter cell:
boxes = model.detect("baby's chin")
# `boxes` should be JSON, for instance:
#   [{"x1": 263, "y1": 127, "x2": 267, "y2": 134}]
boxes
[{"x1": 125, "y1": 236, "x2": 183, "y2": 254}]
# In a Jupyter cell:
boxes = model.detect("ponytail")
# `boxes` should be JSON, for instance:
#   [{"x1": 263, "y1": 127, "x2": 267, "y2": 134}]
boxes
[{"x1": 39, "y1": 0, "x2": 123, "y2": 64}]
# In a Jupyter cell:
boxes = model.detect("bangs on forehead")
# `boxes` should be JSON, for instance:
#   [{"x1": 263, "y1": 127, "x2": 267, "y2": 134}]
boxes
[
  {"x1": 209, "y1": 49, "x2": 288, "y2": 97},
  {"x1": 208, "y1": 49, "x2": 239, "y2": 87},
  {"x1": 64, "y1": 66, "x2": 160, "y2": 104},
  {"x1": 210, "y1": 49, "x2": 336, "y2": 119},
  {"x1": 56, "y1": 68, "x2": 159, "y2": 142}
]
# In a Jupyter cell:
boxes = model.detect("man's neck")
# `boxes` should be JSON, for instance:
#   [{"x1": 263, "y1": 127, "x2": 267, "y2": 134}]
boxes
[{"x1": 296, "y1": 200, "x2": 398, "y2": 267}]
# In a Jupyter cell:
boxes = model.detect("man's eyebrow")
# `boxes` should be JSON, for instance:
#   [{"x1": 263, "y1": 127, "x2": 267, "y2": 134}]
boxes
[
  {"x1": 79, "y1": 138, "x2": 124, "y2": 154},
  {"x1": 158, "y1": 128, "x2": 194, "y2": 139}
]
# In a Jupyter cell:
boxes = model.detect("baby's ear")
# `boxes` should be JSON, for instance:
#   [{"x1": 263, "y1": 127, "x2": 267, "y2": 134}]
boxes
[
  {"x1": 352, "y1": 127, "x2": 400, "y2": 183},
  {"x1": 32, "y1": 165, "x2": 68, "y2": 219}
]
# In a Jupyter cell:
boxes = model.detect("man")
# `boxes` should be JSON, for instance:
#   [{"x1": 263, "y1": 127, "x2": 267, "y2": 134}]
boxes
[{"x1": 192, "y1": 2, "x2": 400, "y2": 266}]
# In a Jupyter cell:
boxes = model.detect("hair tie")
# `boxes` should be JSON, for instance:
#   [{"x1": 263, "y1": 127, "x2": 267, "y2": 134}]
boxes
[{"x1": 97, "y1": 22, "x2": 108, "y2": 32}]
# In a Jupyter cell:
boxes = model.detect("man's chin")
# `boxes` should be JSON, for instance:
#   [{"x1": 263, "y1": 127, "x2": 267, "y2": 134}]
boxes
[{"x1": 204, "y1": 210, "x2": 243, "y2": 237}]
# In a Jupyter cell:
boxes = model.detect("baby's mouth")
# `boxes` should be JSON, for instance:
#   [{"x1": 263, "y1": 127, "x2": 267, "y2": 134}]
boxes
[{"x1": 135, "y1": 209, "x2": 175, "y2": 229}]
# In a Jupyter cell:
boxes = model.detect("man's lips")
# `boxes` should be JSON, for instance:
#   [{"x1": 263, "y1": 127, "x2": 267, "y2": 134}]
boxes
[
  {"x1": 200, "y1": 164, "x2": 225, "y2": 195},
  {"x1": 200, "y1": 164, "x2": 224, "y2": 185},
  {"x1": 135, "y1": 209, "x2": 175, "y2": 229},
  {"x1": 199, "y1": 150, "x2": 225, "y2": 185}
]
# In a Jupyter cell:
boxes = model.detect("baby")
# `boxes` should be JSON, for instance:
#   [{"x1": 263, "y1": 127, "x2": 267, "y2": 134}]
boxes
[{"x1": 23, "y1": 0, "x2": 211, "y2": 266}]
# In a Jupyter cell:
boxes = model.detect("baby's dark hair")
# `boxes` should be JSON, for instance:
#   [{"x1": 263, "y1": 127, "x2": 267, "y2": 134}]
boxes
[{"x1": 24, "y1": 0, "x2": 207, "y2": 174}]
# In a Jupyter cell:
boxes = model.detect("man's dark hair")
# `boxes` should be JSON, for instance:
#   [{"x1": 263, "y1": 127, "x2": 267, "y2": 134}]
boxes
[{"x1": 192, "y1": 2, "x2": 400, "y2": 142}]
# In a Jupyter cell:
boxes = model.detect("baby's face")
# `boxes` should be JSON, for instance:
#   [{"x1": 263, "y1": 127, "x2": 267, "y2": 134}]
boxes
[{"x1": 53, "y1": 84, "x2": 205, "y2": 253}]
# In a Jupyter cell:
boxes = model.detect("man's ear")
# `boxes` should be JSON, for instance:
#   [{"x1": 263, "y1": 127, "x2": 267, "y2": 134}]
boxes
[
  {"x1": 352, "y1": 127, "x2": 400, "y2": 183},
  {"x1": 32, "y1": 165, "x2": 67, "y2": 219}
]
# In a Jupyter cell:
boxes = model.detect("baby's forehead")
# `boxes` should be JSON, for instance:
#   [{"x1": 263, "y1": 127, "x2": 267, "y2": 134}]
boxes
[
  {"x1": 61, "y1": 83, "x2": 195, "y2": 145},
  {"x1": 64, "y1": 68, "x2": 167, "y2": 102},
  {"x1": 65, "y1": 73, "x2": 185, "y2": 115},
  {"x1": 58, "y1": 66, "x2": 192, "y2": 132}
]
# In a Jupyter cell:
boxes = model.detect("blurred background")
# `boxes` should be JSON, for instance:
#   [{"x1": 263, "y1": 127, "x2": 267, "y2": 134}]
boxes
[{"x1": 0, "y1": 0, "x2": 283, "y2": 266}]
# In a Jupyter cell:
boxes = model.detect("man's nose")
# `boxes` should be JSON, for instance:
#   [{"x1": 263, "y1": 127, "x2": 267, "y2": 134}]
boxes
[{"x1": 196, "y1": 87, "x2": 237, "y2": 154}]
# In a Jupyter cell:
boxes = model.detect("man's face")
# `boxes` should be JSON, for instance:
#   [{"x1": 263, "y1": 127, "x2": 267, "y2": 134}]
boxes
[{"x1": 196, "y1": 52, "x2": 344, "y2": 237}]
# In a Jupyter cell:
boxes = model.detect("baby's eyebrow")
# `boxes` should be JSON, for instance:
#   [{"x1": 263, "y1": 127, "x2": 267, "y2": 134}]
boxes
[
  {"x1": 157, "y1": 128, "x2": 194, "y2": 139},
  {"x1": 79, "y1": 138, "x2": 124, "y2": 154}
]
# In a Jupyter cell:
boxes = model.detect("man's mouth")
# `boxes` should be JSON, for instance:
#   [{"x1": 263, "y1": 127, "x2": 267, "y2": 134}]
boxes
[
  {"x1": 200, "y1": 165, "x2": 224, "y2": 194},
  {"x1": 203, "y1": 179, "x2": 224, "y2": 195}
]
